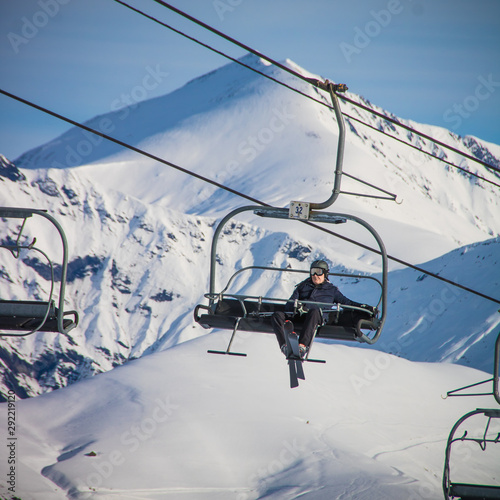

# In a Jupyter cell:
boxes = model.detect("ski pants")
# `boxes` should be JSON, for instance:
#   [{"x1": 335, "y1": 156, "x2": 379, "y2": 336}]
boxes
[{"x1": 271, "y1": 309, "x2": 323, "y2": 348}]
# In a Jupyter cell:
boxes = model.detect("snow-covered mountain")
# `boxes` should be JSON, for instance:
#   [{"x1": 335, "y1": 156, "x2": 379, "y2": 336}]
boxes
[
  {"x1": 1, "y1": 53, "x2": 499, "y2": 403},
  {"x1": 14, "y1": 54, "x2": 500, "y2": 254}
]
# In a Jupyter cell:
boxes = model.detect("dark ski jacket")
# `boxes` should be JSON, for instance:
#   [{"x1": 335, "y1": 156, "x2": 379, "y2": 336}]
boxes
[{"x1": 285, "y1": 278, "x2": 362, "y2": 315}]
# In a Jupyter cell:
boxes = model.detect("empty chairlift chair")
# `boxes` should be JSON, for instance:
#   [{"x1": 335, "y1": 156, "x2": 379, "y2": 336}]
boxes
[
  {"x1": 0, "y1": 207, "x2": 79, "y2": 336},
  {"x1": 442, "y1": 331, "x2": 500, "y2": 499},
  {"x1": 443, "y1": 408, "x2": 500, "y2": 500}
]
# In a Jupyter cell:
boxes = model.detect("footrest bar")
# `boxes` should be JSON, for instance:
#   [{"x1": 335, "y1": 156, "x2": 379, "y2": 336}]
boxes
[{"x1": 207, "y1": 350, "x2": 247, "y2": 357}]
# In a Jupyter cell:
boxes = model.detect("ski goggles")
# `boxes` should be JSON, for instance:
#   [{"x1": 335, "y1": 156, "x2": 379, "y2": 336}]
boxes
[{"x1": 310, "y1": 267, "x2": 327, "y2": 276}]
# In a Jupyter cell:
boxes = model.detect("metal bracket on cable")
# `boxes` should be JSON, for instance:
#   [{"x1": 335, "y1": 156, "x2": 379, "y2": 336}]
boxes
[{"x1": 307, "y1": 78, "x2": 348, "y2": 94}]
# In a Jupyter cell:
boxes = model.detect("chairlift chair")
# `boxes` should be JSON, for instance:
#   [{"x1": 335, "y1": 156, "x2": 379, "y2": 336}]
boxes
[
  {"x1": 442, "y1": 330, "x2": 500, "y2": 499},
  {"x1": 0, "y1": 207, "x2": 79, "y2": 336},
  {"x1": 443, "y1": 408, "x2": 500, "y2": 500},
  {"x1": 194, "y1": 205, "x2": 388, "y2": 358}
]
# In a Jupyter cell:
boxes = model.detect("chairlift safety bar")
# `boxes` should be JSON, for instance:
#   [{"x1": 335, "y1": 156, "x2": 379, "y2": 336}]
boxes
[{"x1": 215, "y1": 265, "x2": 384, "y2": 306}]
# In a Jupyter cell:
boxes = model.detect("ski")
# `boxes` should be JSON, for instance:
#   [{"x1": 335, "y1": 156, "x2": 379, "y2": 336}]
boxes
[
  {"x1": 284, "y1": 320, "x2": 305, "y2": 387},
  {"x1": 288, "y1": 328, "x2": 305, "y2": 380},
  {"x1": 288, "y1": 354, "x2": 299, "y2": 388},
  {"x1": 284, "y1": 321, "x2": 298, "y2": 388}
]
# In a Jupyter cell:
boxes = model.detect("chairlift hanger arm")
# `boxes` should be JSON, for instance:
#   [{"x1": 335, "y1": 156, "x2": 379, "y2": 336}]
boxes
[
  {"x1": 444, "y1": 331, "x2": 500, "y2": 405},
  {"x1": 306, "y1": 81, "x2": 347, "y2": 210},
  {"x1": 307, "y1": 79, "x2": 348, "y2": 94},
  {"x1": 305, "y1": 80, "x2": 400, "y2": 206}
]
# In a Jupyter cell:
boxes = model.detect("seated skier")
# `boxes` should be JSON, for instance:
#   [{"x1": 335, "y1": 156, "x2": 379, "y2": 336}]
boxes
[{"x1": 272, "y1": 259, "x2": 371, "y2": 359}]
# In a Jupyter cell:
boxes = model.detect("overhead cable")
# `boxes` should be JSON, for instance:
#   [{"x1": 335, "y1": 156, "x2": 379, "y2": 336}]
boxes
[
  {"x1": 149, "y1": 0, "x2": 500, "y2": 176},
  {"x1": 0, "y1": 88, "x2": 264, "y2": 206},
  {"x1": 2, "y1": 87, "x2": 499, "y2": 306},
  {"x1": 113, "y1": 0, "x2": 398, "y2": 200},
  {"x1": 112, "y1": 0, "x2": 500, "y2": 190}
]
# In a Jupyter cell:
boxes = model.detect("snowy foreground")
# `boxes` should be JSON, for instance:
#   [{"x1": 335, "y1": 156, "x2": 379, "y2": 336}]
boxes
[{"x1": 1, "y1": 332, "x2": 498, "y2": 500}]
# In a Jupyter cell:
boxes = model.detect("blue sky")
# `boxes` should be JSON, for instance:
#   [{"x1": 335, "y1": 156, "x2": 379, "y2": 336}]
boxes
[{"x1": 1, "y1": 0, "x2": 499, "y2": 160}]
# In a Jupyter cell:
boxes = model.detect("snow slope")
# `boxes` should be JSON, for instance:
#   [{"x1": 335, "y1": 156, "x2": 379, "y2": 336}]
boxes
[
  {"x1": 376, "y1": 238, "x2": 500, "y2": 372},
  {"x1": 1, "y1": 333, "x2": 499, "y2": 500},
  {"x1": 340, "y1": 237, "x2": 500, "y2": 373}
]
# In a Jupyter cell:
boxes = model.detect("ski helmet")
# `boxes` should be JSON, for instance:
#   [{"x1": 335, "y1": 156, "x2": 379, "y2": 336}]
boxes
[{"x1": 310, "y1": 260, "x2": 329, "y2": 277}]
